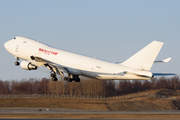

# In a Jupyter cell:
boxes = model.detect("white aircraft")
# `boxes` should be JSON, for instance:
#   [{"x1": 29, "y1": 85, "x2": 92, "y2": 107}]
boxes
[{"x1": 4, "y1": 36, "x2": 175, "y2": 82}]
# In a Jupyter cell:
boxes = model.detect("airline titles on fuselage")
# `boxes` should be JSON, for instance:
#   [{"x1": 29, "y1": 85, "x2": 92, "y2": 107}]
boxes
[{"x1": 39, "y1": 48, "x2": 58, "y2": 55}]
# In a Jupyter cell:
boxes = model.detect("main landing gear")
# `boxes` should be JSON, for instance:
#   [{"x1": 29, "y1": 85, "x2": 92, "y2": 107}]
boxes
[
  {"x1": 64, "y1": 75, "x2": 80, "y2": 82},
  {"x1": 51, "y1": 73, "x2": 58, "y2": 81},
  {"x1": 45, "y1": 64, "x2": 58, "y2": 81},
  {"x1": 15, "y1": 57, "x2": 20, "y2": 66},
  {"x1": 46, "y1": 64, "x2": 80, "y2": 82},
  {"x1": 50, "y1": 72, "x2": 80, "y2": 82}
]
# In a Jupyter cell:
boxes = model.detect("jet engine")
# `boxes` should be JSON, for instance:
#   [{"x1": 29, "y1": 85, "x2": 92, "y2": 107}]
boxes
[{"x1": 20, "y1": 61, "x2": 37, "y2": 70}]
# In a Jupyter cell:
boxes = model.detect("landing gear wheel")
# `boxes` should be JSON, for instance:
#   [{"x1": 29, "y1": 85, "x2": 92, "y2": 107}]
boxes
[
  {"x1": 64, "y1": 77, "x2": 68, "y2": 81},
  {"x1": 15, "y1": 62, "x2": 20, "y2": 66},
  {"x1": 75, "y1": 78, "x2": 80, "y2": 82},
  {"x1": 78, "y1": 78, "x2": 80, "y2": 82},
  {"x1": 15, "y1": 57, "x2": 20, "y2": 66},
  {"x1": 67, "y1": 78, "x2": 72, "y2": 82},
  {"x1": 52, "y1": 77, "x2": 58, "y2": 81},
  {"x1": 51, "y1": 73, "x2": 58, "y2": 81},
  {"x1": 51, "y1": 73, "x2": 56, "y2": 78}
]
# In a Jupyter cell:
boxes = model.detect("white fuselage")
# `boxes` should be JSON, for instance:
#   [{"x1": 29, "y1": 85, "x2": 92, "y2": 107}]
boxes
[{"x1": 4, "y1": 37, "x2": 153, "y2": 80}]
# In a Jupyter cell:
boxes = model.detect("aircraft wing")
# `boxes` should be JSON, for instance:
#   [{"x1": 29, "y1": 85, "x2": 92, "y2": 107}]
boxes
[
  {"x1": 153, "y1": 73, "x2": 176, "y2": 76},
  {"x1": 114, "y1": 62, "x2": 122, "y2": 64},
  {"x1": 43, "y1": 59, "x2": 69, "y2": 76},
  {"x1": 154, "y1": 57, "x2": 172, "y2": 63},
  {"x1": 31, "y1": 52, "x2": 69, "y2": 76}
]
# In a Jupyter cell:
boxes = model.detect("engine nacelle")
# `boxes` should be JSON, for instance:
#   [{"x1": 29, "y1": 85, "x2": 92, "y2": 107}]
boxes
[{"x1": 20, "y1": 61, "x2": 37, "y2": 70}]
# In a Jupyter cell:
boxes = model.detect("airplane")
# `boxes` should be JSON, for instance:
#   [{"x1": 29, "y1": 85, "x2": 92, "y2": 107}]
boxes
[{"x1": 4, "y1": 36, "x2": 175, "y2": 82}]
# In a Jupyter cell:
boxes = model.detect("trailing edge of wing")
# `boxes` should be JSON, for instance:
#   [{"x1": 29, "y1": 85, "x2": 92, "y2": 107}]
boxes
[
  {"x1": 31, "y1": 51, "x2": 45, "y2": 62},
  {"x1": 153, "y1": 73, "x2": 176, "y2": 76},
  {"x1": 114, "y1": 62, "x2": 122, "y2": 64}
]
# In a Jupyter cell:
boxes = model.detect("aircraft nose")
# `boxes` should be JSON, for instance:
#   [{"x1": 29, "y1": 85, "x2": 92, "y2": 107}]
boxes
[{"x1": 4, "y1": 41, "x2": 10, "y2": 51}]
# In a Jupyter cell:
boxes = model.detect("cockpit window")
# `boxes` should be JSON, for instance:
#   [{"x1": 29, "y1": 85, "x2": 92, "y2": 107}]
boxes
[{"x1": 14, "y1": 37, "x2": 16, "y2": 40}]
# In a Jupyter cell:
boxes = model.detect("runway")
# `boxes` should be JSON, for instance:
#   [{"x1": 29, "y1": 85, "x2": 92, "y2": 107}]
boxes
[
  {"x1": 0, "y1": 108, "x2": 180, "y2": 120},
  {"x1": 0, "y1": 108, "x2": 180, "y2": 114},
  {"x1": 0, "y1": 119, "x2": 180, "y2": 120}
]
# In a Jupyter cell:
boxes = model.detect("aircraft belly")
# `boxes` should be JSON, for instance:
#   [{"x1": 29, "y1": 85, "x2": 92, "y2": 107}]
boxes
[{"x1": 68, "y1": 68, "x2": 81, "y2": 75}]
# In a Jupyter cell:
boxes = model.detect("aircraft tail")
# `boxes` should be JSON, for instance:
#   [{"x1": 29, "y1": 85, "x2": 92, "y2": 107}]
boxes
[{"x1": 121, "y1": 41, "x2": 163, "y2": 71}]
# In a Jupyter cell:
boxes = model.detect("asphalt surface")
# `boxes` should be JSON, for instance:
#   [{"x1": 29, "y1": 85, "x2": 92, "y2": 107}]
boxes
[
  {"x1": 0, "y1": 108, "x2": 180, "y2": 114},
  {"x1": 0, "y1": 118, "x2": 179, "y2": 120}
]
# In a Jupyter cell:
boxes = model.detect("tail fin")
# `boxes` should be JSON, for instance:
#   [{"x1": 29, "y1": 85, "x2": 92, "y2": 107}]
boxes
[{"x1": 121, "y1": 41, "x2": 163, "y2": 71}]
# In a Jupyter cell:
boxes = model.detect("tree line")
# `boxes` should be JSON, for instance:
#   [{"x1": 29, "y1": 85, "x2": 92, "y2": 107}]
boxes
[{"x1": 0, "y1": 76, "x2": 179, "y2": 96}]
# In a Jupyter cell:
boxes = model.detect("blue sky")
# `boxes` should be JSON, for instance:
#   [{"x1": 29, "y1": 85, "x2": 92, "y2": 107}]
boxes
[{"x1": 1, "y1": 0, "x2": 180, "y2": 80}]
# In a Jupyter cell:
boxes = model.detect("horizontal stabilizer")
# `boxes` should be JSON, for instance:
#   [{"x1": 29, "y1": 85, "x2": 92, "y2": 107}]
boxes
[
  {"x1": 153, "y1": 73, "x2": 176, "y2": 76},
  {"x1": 124, "y1": 70, "x2": 153, "y2": 78},
  {"x1": 154, "y1": 57, "x2": 172, "y2": 63}
]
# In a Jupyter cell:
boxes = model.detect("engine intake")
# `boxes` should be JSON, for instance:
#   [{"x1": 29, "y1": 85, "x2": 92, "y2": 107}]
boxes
[{"x1": 20, "y1": 61, "x2": 37, "y2": 70}]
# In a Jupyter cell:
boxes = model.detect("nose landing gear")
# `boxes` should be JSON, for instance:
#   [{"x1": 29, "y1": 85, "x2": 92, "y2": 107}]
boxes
[{"x1": 15, "y1": 57, "x2": 20, "y2": 66}]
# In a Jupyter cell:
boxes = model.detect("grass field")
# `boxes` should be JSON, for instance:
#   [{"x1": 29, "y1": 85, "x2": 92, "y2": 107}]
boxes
[
  {"x1": 0, "y1": 97, "x2": 178, "y2": 111},
  {"x1": 0, "y1": 89, "x2": 180, "y2": 111},
  {"x1": 0, "y1": 89, "x2": 180, "y2": 119}
]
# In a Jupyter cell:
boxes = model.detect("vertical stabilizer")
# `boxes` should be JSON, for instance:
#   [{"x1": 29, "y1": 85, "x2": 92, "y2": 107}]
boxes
[{"x1": 121, "y1": 41, "x2": 163, "y2": 71}]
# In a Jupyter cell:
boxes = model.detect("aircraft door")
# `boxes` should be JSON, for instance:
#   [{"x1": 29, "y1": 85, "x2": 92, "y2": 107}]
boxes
[{"x1": 15, "y1": 45, "x2": 19, "y2": 52}]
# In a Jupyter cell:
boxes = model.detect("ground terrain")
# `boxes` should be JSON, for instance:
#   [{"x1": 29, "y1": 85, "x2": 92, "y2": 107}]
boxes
[
  {"x1": 1, "y1": 114, "x2": 180, "y2": 119},
  {"x1": 0, "y1": 89, "x2": 180, "y2": 111}
]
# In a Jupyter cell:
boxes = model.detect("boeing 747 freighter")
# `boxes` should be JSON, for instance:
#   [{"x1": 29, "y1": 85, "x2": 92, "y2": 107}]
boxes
[{"x1": 4, "y1": 36, "x2": 175, "y2": 82}]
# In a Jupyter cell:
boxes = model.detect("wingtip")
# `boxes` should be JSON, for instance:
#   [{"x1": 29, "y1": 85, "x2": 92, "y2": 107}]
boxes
[
  {"x1": 162, "y1": 57, "x2": 172, "y2": 63},
  {"x1": 153, "y1": 73, "x2": 176, "y2": 76}
]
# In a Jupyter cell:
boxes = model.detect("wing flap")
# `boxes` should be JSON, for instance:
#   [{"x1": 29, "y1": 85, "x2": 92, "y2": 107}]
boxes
[{"x1": 31, "y1": 52, "x2": 69, "y2": 76}]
